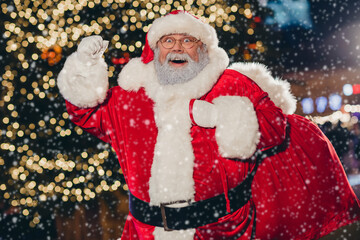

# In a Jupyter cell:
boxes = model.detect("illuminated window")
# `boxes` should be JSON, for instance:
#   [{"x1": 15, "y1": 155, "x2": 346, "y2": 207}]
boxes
[
  {"x1": 343, "y1": 84, "x2": 353, "y2": 96},
  {"x1": 329, "y1": 94, "x2": 342, "y2": 111},
  {"x1": 315, "y1": 96, "x2": 327, "y2": 113},
  {"x1": 301, "y1": 98, "x2": 314, "y2": 114}
]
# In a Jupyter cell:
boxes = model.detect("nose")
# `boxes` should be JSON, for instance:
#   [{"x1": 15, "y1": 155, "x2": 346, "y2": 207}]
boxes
[{"x1": 171, "y1": 40, "x2": 184, "y2": 53}]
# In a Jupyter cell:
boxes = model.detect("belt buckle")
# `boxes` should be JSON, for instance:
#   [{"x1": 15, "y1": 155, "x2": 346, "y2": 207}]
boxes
[
  {"x1": 160, "y1": 200, "x2": 191, "y2": 231},
  {"x1": 160, "y1": 203, "x2": 172, "y2": 231}
]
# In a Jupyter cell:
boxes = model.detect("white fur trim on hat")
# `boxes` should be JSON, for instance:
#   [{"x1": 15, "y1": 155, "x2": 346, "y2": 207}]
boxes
[
  {"x1": 147, "y1": 11, "x2": 218, "y2": 49},
  {"x1": 228, "y1": 62, "x2": 297, "y2": 115},
  {"x1": 213, "y1": 96, "x2": 260, "y2": 159},
  {"x1": 57, "y1": 52, "x2": 108, "y2": 108}
]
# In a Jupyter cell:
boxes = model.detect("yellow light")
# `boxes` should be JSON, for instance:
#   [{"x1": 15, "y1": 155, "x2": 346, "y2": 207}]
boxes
[
  {"x1": 148, "y1": 12, "x2": 155, "y2": 19},
  {"x1": 20, "y1": 173, "x2": 27, "y2": 180},
  {"x1": 38, "y1": 120, "x2": 45, "y2": 127},
  {"x1": 121, "y1": 45, "x2": 127, "y2": 51},
  {"x1": 49, "y1": 79, "x2": 55, "y2": 87},
  {"x1": 39, "y1": 92, "x2": 45, "y2": 98},
  {"x1": 30, "y1": 133, "x2": 37, "y2": 139},
  {"x1": 10, "y1": 12, "x2": 17, "y2": 19},
  {"x1": 75, "y1": 189, "x2": 82, "y2": 195},
  {"x1": 106, "y1": 170, "x2": 112, "y2": 177},
  {"x1": 98, "y1": 169, "x2": 105, "y2": 176},
  {"x1": 62, "y1": 112, "x2": 69, "y2": 119},
  {"x1": 7, "y1": 104, "x2": 14, "y2": 111},
  {"x1": 49, "y1": 118, "x2": 56, "y2": 125},
  {"x1": 39, "y1": 194, "x2": 46, "y2": 201},
  {"x1": 32, "y1": 54, "x2": 38, "y2": 60},
  {"x1": 17, "y1": 130, "x2": 24, "y2": 137},
  {"x1": 247, "y1": 28, "x2": 254, "y2": 35},
  {"x1": 223, "y1": 25, "x2": 230, "y2": 31},
  {"x1": 244, "y1": 53, "x2": 251, "y2": 60},
  {"x1": 3, "y1": 117, "x2": 9, "y2": 124},
  {"x1": 23, "y1": 209, "x2": 29, "y2": 216},
  {"x1": 33, "y1": 217, "x2": 40, "y2": 224},
  {"x1": 63, "y1": 189, "x2": 70, "y2": 195}
]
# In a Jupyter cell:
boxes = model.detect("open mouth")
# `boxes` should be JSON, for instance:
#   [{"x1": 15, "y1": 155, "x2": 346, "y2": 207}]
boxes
[
  {"x1": 170, "y1": 59, "x2": 187, "y2": 64},
  {"x1": 169, "y1": 59, "x2": 188, "y2": 67}
]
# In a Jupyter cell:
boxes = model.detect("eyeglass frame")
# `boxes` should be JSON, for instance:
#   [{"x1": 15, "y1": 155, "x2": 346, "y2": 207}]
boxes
[{"x1": 158, "y1": 35, "x2": 200, "y2": 49}]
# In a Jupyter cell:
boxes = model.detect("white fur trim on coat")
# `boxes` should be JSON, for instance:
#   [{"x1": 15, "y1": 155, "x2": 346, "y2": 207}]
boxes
[
  {"x1": 153, "y1": 228, "x2": 195, "y2": 240},
  {"x1": 57, "y1": 52, "x2": 108, "y2": 108},
  {"x1": 213, "y1": 96, "x2": 260, "y2": 159},
  {"x1": 228, "y1": 62, "x2": 297, "y2": 114},
  {"x1": 147, "y1": 11, "x2": 218, "y2": 49}
]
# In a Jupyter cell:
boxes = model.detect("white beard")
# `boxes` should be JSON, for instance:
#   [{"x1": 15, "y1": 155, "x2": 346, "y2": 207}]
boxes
[{"x1": 154, "y1": 47, "x2": 209, "y2": 85}]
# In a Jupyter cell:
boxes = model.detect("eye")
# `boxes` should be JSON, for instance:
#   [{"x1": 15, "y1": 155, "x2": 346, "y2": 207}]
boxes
[
  {"x1": 163, "y1": 37, "x2": 174, "y2": 43},
  {"x1": 183, "y1": 38, "x2": 191, "y2": 43}
]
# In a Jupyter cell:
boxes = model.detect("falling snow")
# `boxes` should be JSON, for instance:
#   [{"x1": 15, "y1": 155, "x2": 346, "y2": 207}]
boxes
[{"x1": 1, "y1": 0, "x2": 360, "y2": 239}]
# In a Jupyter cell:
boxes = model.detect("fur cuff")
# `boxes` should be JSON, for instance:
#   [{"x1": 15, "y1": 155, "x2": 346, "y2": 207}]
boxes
[
  {"x1": 57, "y1": 52, "x2": 108, "y2": 108},
  {"x1": 213, "y1": 96, "x2": 260, "y2": 159}
]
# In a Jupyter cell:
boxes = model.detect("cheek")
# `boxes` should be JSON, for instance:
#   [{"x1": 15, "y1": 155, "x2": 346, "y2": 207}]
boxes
[
  {"x1": 158, "y1": 49, "x2": 168, "y2": 64},
  {"x1": 190, "y1": 49, "x2": 199, "y2": 62}
]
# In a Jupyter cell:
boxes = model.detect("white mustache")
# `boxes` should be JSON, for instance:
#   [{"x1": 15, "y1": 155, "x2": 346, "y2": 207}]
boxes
[{"x1": 166, "y1": 53, "x2": 193, "y2": 62}]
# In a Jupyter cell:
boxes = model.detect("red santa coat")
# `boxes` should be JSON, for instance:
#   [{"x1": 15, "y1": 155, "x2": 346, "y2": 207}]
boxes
[{"x1": 63, "y1": 60, "x2": 360, "y2": 239}]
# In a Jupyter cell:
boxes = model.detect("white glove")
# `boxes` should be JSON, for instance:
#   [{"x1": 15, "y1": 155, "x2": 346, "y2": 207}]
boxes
[
  {"x1": 77, "y1": 36, "x2": 109, "y2": 66},
  {"x1": 191, "y1": 100, "x2": 218, "y2": 128}
]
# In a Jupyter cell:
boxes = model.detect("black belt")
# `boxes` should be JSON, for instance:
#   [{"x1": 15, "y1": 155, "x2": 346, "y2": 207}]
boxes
[
  {"x1": 129, "y1": 173, "x2": 253, "y2": 231},
  {"x1": 128, "y1": 149, "x2": 272, "y2": 231}
]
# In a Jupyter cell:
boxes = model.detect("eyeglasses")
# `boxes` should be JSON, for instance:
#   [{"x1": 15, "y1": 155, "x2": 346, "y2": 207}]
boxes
[{"x1": 159, "y1": 36, "x2": 200, "y2": 49}]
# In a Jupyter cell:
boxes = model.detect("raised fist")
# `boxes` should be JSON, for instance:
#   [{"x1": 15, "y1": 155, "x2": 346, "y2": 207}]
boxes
[{"x1": 77, "y1": 36, "x2": 109, "y2": 64}]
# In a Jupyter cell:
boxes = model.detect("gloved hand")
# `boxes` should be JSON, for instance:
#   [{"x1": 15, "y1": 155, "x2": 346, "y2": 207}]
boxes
[
  {"x1": 190, "y1": 100, "x2": 218, "y2": 128},
  {"x1": 77, "y1": 36, "x2": 109, "y2": 65}
]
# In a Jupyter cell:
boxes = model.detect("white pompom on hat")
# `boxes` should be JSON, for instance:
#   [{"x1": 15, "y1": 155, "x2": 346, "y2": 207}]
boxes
[{"x1": 141, "y1": 10, "x2": 219, "y2": 63}]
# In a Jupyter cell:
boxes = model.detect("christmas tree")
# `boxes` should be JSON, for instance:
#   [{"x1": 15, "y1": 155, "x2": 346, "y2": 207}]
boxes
[{"x1": 0, "y1": 0, "x2": 270, "y2": 239}]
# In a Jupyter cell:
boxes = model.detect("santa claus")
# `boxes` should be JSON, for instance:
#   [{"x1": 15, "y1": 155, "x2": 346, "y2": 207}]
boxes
[{"x1": 57, "y1": 10, "x2": 360, "y2": 240}]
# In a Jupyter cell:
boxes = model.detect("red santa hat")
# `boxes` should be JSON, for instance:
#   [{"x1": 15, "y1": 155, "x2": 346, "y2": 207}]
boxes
[{"x1": 141, "y1": 10, "x2": 219, "y2": 64}]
